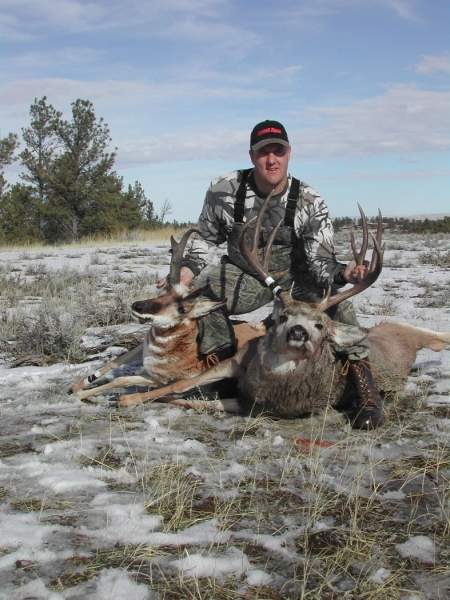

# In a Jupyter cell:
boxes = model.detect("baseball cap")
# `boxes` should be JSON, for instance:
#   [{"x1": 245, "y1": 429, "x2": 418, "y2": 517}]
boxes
[{"x1": 250, "y1": 120, "x2": 289, "y2": 152}]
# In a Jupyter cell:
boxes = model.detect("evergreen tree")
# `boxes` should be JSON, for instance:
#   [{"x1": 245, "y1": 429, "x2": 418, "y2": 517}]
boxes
[
  {"x1": 44, "y1": 99, "x2": 116, "y2": 241},
  {"x1": 1, "y1": 97, "x2": 153, "y2": 243},
  {"x1": 0, "y1": 184, "x2": 41, "y2": 243},
  {"x1": 125, "y1": 180, "x2": 155, "y2": 227},
  {"x1": 0, "y1": 132, "x2": 18, "y2": 196},
  {"x1": 20, "y1": 97, "x2": 61, "y2": 203}
]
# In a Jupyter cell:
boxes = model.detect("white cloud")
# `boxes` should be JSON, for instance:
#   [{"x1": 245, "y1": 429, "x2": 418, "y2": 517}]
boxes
[
  {"x1": 416, "y1": 54, "x2": 450, "y2": 76},
  {"x1": 0, "y1": 62, "x2": 302, "y2": 119},
  {"x1": 266, "y1": 0, "x2": 422, "y2": 27},
  {"x1": 0, "y1": 0, "x2": 232, "y2": 37},
  {"x1": 2, "y1": 76, "x2": 448, "y2": 167},
  {"x1": 112, "y1": 84, "x2": 450, "y2": 166},
  {"x1": 293, "y1": 84, "x2": 450, "y2": 159}
]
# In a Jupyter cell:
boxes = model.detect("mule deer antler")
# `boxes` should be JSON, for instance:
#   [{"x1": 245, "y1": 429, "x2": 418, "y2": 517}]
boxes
[
  {"x1": 318, "y1": 205, "x2": 384, "y2": 312},
  {"x1": 238, "y1": 189, "x2": 286, "y2": 301}
]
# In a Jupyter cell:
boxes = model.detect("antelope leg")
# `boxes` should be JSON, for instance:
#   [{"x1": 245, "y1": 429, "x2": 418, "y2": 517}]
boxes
[
  {"x1": 165, "y1": 398, "x2": 242, "y2": 413},
  {"x1": 76, "y1": 375, "x2": 155, "y2": 401},
  {"x1": 70, "y1": 343, "x2": 143, "y2": 393},
  {"x1": 119, "y1": 356, "x2": 241, "y2": 407}
]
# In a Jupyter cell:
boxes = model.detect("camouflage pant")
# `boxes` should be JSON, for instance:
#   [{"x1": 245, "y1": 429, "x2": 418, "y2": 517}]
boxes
[{"x1": 195, "y1": 258, "x2": 369, "y2": 361}]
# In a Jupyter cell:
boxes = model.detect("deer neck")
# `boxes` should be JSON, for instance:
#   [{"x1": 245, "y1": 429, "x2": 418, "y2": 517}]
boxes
[{"x1": 143, "y1": 320, "x2": 204, "y2": 385}]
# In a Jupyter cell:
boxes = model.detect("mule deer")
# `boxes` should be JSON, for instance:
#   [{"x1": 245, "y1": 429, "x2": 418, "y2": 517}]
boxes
[
  {"x1": 106, "y1": 200, "x2": 450, "y2": 415},
  {"x1": 71, "y1": 229, "x2": 265, "y2": 399}
]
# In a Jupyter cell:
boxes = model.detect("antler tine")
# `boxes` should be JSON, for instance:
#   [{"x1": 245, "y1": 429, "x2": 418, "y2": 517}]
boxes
[
  {"x1": 262, "y1": 218, "x2": 283, "y2": 271},
  {"x1": 369, "y1": 232, "x2": 384, "y2": 273},
  {"x1": 352, "y1": 203, "x2": 369, "y2": 265},
  {"x1": 238, "y1": 189, "x2": 278, "y2": 284},
  {"x1": 369, "y1": 210, "x2": 384, "y2": 272},
  {"x1": 252, "y1": 189, "x2": 276, "y2": 254},
  {"x1": 168, "y1": 228, "x2": 200, "y2": 287},
  {"x1": 376, "y1": 208, "x2": 383, "y2": 246},
  {"x1": 316, "y1": 287, "x2": 332, "y2": 311}
]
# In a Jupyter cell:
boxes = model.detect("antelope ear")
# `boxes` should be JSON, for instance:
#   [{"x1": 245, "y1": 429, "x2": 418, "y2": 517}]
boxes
[
  {"x1": 328, "y1": 322, "x2": 367, "y2": 352},
  {"x1": 189, "y1": 298, "x2": 227, "y2": 319}
]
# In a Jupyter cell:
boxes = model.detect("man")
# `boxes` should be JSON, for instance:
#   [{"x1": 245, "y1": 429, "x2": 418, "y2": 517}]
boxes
[{"x1": 168, "y1": 120, "x2": 383, "y2": 429}]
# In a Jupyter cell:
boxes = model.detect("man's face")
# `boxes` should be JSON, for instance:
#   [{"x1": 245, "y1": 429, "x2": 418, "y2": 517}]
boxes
[{"x1": 249, "y1": 143, "x2": 291, "y2": 190}]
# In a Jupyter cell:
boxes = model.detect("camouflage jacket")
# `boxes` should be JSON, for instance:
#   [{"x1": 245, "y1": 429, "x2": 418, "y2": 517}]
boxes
[{"x1": 182, "y1": 170, "x2": 346, "y2": 289}]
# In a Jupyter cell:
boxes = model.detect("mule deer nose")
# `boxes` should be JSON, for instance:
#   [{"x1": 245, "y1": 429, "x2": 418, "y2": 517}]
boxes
[{"x1": 287, "y1": 325, "x2": 309, "y2": 343}]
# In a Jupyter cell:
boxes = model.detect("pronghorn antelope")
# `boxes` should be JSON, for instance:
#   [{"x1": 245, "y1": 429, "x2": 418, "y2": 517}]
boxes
[
  {"x1": 91, "y1": 200, "x2": 450, "y2": 415},
  {"x1": 71, "y1": 229, "x2": 265, "y2": 399}
]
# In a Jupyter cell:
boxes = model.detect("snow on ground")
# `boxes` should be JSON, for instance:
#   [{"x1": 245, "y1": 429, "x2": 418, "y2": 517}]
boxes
[{"x1": 0, "y1": 231, "x2": 449, "y2": 598}]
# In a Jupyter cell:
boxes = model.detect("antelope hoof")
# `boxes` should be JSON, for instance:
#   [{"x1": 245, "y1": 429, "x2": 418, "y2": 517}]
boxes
[
  {"x1": 108, "y1": 394, "x2": 120, "y2": 409},
  {"x1": 118, "y1": 394, "x2": 145, "y2": 407},
  {"x1": 68, "y1": 382, "x2": 83, "y2": 394}
]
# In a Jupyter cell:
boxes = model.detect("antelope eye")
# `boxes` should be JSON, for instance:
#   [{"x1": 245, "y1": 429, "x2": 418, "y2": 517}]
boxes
[
  {"x1": 315, "y1": 323, "x2": 324, "y2": 330},
  {"x1": 177, "y1": 302, "x2": 187, "y2": 315}
]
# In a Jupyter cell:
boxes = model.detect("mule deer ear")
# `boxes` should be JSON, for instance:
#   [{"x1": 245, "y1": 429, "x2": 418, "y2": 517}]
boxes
[
  {"x1": 189, "y1": 298, "x2": 227, "y2": 319},
  {"x1": 328, "y1": 322, "x2": 367, "y2": 352}
]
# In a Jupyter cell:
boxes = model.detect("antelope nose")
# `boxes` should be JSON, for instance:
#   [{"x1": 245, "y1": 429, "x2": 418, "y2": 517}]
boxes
[
  {"x1": 131, "y1": 300, "x2": 145, "y2": 313},
  {"x1": 287, "y1": 325, "x2": 309, "y2": 343},
  {"x1": 132, "y1": 299, "x2": 160, "y2": 315}
]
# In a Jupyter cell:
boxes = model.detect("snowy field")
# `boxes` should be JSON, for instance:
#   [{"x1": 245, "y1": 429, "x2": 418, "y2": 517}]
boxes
[{"x1": 0, "y1": 231, "x2": 449, "y2": 599}]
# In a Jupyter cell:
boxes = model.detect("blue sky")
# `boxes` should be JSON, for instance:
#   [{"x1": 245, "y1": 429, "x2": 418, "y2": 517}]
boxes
[{"x1": 1, "y1": 0, "x2": 449, "y2": 221}]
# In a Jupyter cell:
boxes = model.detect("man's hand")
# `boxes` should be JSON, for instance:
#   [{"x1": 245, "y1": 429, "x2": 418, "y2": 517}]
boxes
[
  {"x1": 156, "y1": 266, "x2": 195, "y2": 290},
  {"x1": 343, "y1": 260, "x2": 369, "y2": 284}
]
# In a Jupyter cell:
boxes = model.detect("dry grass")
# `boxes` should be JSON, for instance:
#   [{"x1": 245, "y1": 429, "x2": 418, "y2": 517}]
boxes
[
  {"x1": 1, "y1": 231, "x2": 449, "y2": 598},
  {"x1": 0, "y1": 267, "x2": 157, "y2": 363},
  {"x1": 0, "y1": 226, "x2": 186, "y2": 252}
]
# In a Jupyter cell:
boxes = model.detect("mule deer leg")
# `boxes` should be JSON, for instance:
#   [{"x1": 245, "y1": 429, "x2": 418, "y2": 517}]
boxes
[
  {"x1": 119, "y1": 355, "x2": 242, "y2": 407},
  {"x1": 70, "y1": 343, "x2": 144, "y2": 393},
  {"x1": 77, "y1": 375, "x2": 155, "y2": 401}
]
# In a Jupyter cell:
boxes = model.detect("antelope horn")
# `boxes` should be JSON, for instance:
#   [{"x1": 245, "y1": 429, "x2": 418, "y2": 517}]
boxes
[{"x1": 167, "y1": 228, "x2": 201, "y2": 287}]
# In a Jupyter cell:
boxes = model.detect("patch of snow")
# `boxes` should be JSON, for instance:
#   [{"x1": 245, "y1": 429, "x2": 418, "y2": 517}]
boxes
[
  {"x1": 0, "y1": 512, "x2": 67, "y2": 570},
  {"x1": 85, "y1": 502, "x2": 162, "y2": 545},
  {"x1": 379, "y1": 490, "x2": 406, "y2": 500},
  {"x1": 95, "y1": 568, "x2": 152, "y2": 600},
  {"x1": 171, "y1": 547, "x2": 250, "y2": 578},
  {"x1": 246, "y1": 568, "x2": 273, "y2": 586},
  {"x1": 218, "y1": 461, "x2": 250, "y2": 484},
  {"x1": 395, "y1": 536, "x2": 437, "y2": 564},
  {"x1": 39, "y1": 465, "x2": 107, "y2": 493},
  {"x1": 369, "y1": 567, "x2": 391, "y2": 584},
  {"x1": 3, "y1": 578, "x2": 64, "y2": 600},
  {"x1": 145, "y1": 519, "x2": 230, "y2": 547}
]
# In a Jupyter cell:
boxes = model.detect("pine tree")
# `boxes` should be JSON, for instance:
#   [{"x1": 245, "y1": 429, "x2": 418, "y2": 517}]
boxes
[
  {"x1": 20, "y1": 97, "x2": 61, "y2": 204},
  {"x1": 0, "y1": 133, "x2": 18, "y2": 196}
]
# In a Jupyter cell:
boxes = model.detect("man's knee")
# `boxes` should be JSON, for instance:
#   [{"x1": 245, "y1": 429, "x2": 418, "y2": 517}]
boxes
[{"x1": 328, "y1": 300, "x2": 360, "y2": 327}]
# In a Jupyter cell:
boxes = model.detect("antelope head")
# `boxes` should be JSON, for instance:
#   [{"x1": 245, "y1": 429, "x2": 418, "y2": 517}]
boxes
[{"x1": 131, "y1": 229, "x2": 224, "y2": 330}]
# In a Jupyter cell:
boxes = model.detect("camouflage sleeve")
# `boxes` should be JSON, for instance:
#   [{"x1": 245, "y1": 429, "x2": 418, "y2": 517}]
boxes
[
  {"x1": 181, "y1": 175, "x2": 235, "y2": 275},
  {"x1": 295, "y1": 186, "x2": 346, "y2": 288}
]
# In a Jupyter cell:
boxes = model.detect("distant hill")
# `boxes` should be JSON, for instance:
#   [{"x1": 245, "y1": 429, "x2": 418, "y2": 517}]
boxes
[{"x1": 387, "y1": 213, "x2": 450, "y2": 221}]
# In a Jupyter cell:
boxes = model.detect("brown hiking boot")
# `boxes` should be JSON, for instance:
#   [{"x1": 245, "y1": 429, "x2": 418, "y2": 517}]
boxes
[{"x1": 347, "y1": 359, "x2": 384, "y2": 430}]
